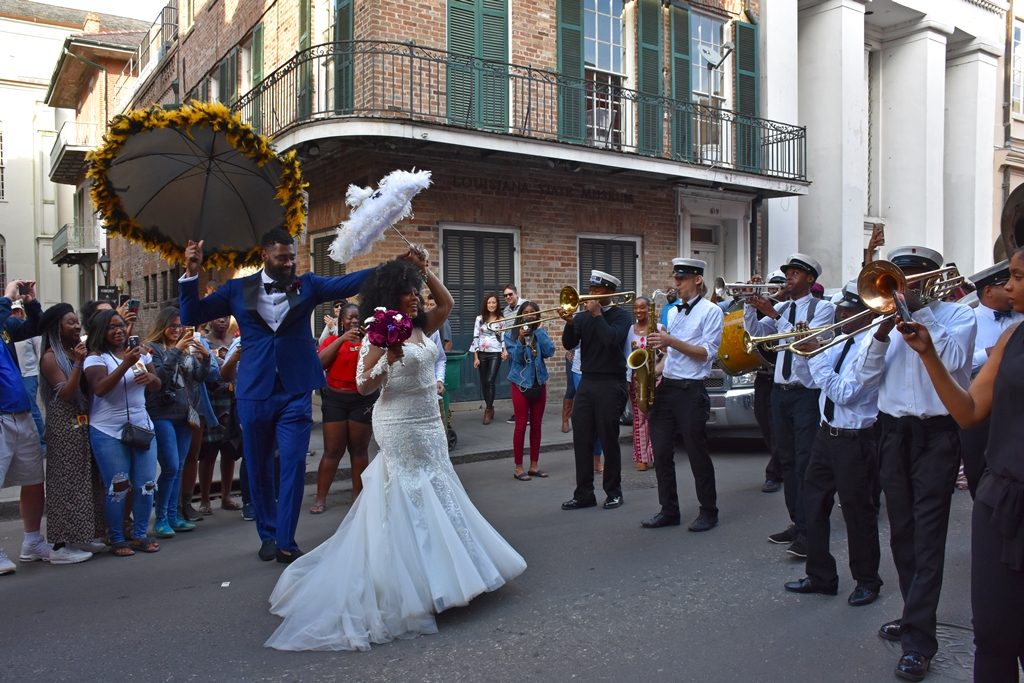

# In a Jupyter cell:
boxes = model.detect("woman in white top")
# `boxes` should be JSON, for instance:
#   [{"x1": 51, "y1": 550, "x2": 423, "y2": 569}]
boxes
[
  {"x1": 83, "y1": 309, "x2": 162, "y2": 556},
  {"x1": 469, "y1": 292, "x2": 506, "y2": 424}
]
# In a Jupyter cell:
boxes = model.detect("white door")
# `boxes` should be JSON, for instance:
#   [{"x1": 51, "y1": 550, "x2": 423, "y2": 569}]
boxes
[{"x1": 690, "y1": 223, "x2": 722, "y2": 290}]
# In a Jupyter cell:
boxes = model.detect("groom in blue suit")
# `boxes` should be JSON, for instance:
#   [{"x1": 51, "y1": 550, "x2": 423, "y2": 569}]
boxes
[{"x1": 180, "y1": 228, "x2": 371, "y2": 563}]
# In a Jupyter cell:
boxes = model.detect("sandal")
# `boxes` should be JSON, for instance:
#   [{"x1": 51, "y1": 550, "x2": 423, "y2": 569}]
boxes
[
  {"x1": 198, "y1": 503, "x2": 214, "y2": 516},
  {"x1": 129, "y1": 537, "x2": 160, "y2": 553},
  {"x1": 221, "y1": 499, "x2": 242, "y2": 511},
  {"x1": 527, "y1": 469, "x2": 549, "y2": 478},
  {"x1": 309, "y1": 501, "x2": 326, "y2": 514},
  {"x1": 513, "y1": 472, "x2": 531, "y2": 481},
  {"x1": 111, "y1": 543, "x2": 135, "y2": 557}
]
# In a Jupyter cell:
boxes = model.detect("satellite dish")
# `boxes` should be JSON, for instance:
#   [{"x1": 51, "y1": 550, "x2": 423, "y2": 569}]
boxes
[{"x1": 699, "y1": 44, "x2": 723, "y2": 67}]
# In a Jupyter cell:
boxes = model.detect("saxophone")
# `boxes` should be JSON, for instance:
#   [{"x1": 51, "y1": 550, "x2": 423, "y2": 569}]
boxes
[{"x1": 626, "y1": 295, "x2": 660, "y2": 413}]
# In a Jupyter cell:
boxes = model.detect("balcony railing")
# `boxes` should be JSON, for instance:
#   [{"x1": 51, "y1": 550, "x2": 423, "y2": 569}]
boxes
[
  {"x1": 49, "y1": 120, "x2": 103, "y2": 184},
  {"x1": 112, "y1": 0, "x2": 178, "y2": 113},
  {"x1": 52, "y1": 222, "x2": 101, "y2": 266},
  {"x1": 233, "y1": 41, "x2": 806, "y2": 181}
]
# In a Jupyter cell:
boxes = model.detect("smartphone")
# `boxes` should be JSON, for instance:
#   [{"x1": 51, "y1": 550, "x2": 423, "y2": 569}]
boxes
[
  {"x1": 126, "y1": 299, "x2": 140, "y2": 315},
  {"x1": 893, "y1": 292, "x2": 912, "y2": 324},
  {"x1": 127, "y1": 335, "x2": 140, "y2": 349},
  {"x1": 17, "y1": 282, "x2": 29, "y2": 295}
]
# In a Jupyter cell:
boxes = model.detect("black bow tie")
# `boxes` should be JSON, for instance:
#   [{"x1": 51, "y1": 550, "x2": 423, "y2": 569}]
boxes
[
  {"x1": 676, "y1": 301, "x2": 693, "y2": 315},
  {"x1": 995, "y1": 309, "x2": 1012, "y2": 322},
  {"x1": 264, "y1": 280, "x2": 297, "y2": 295}
]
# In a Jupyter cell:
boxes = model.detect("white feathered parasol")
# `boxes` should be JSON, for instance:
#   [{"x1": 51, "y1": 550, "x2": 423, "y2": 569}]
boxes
[{"x1": 328, "y1": 169, "x2": 432, "y2": 263}]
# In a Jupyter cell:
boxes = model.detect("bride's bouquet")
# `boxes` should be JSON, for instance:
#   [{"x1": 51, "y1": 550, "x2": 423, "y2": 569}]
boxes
[{"x1": 363, "y1": 307, "x2": 413, "y2": 349}]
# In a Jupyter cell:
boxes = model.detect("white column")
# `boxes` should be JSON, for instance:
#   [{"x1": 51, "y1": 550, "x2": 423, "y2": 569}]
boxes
[
  {"x1": 760, "y1": 0, "x2": 800, "y2": 275},
  {"x1": 797, "y1": 0, "x2": 867, "y2": 287},
  {"x1": 944, "y1": 41, "x2": 1000, "y2": 273},
  {"x1": 879, "y1": 21, "x2": 951, "y2": 256}
]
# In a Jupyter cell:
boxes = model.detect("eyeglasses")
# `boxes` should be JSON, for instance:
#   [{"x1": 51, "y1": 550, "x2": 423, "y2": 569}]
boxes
[{"x1": 504, "y1": 293, "x2": 515, "y2": 298}]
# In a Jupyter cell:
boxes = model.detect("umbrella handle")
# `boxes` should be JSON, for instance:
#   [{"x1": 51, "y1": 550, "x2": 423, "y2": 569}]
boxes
[{"x1": 390, "y1": 225, "x2": 430, "y2": 263}]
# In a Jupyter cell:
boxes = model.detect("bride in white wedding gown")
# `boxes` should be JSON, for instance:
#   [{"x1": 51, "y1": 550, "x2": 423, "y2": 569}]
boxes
[{"x1": 265, "y1": 254, "x2": 526, "y2": 651}]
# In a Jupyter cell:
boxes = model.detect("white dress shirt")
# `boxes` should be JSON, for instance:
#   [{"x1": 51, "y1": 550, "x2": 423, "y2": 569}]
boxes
[
  {"x1": 745, "y1": 294, "x2": 836, "y2": 387},
  {"x1": 430, "y1": 330, "x2": 446, "y2": 383},
  {"x1": 662, "y1": 296, "x2": 723, "y2": 380},
  {"x1": 179, "y1": 270, "x2": 292, "y2": 332},
  {"x1": 855, "y1": 301, "x2": 976, "y2": 418},
  {"x1": 807, "y1": 332, "x2": 883, "y2": 429},
  {"x1": 971, "y1": 303, "x2": 1023, "y2": 374}
]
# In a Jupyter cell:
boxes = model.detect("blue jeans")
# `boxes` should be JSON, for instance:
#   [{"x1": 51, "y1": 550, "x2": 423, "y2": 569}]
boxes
[
  {"x1": 153, "y1": 418, "x2": 193, "y2": 522},
  {"x1": 88, "y1": 426, "x2": 159, "y2": 544},
  {"x1": 22, "y1": 375, "x2": 45, "y2": 446}
]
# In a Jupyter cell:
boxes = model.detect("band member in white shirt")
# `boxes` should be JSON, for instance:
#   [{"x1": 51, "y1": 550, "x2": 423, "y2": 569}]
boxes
[
  {"x1": 960, "y1": 260, "x2": 1022, "y2": 497},
  {"x1": 783, "y1": 281, "x2": 884, "y2": 606},
  {"x1": 641, "y1": 258, "x2": 724, "y2": 531},
  {"x1": 855, "y1": 246, "x2": 976, "y2": 682},
  {"x1": 745, "y1": 254, "x2": 835, "y2": 558}
]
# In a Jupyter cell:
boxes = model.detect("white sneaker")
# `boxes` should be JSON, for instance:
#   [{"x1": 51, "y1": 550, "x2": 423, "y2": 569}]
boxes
[
  {"x1": 19, "y1": 537, "x2": 52, "y2": 562},
  {"x1": 71, "y1": 539, "x2": 109, "y2": 553},
  {"x1": 0, "y1": 549, "x2": 15, "y2": 575},
  {"x1": 49, "y1": 546, "x2": 92, "y2": 565}
]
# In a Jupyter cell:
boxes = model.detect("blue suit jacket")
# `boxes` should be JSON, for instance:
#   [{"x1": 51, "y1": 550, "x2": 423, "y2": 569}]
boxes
[{"x1": 179, "y1": 270, "x2": 370, "y2": 400}]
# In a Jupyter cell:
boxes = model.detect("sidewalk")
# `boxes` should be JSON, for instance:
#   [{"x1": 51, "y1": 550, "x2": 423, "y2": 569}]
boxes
[{"x1": 0, "y1": 399, "x2": 631, "y2": 518}]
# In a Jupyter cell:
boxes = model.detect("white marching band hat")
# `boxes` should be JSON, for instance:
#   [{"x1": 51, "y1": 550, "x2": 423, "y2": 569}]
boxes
[
  {"x1": 672, "y1": 257, "x2": 707, "y2": 277},
  {"x1": 887, "y1": 245, "x2": 943, "y2": 271},
  {"x1": 588, "y1": 269, "x2": 621, "y2": 291},
  {"x1": 781, "y1": 253, "x2": 822, "y2": 279},
  {"x1": 969, "y1": 260, "x2": 1010, "y2": 290},
  {"x1": 767, "y1": 270, "x2": 786, "y2": 284},
  {"x1": 835, "y1": 280, "x2": 864, "y2": 310}
]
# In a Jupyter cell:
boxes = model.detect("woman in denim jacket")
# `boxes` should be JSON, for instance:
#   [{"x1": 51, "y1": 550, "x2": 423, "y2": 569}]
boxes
[{"x1": 504, "y1": 301, "x2": 554, "y2": 481}]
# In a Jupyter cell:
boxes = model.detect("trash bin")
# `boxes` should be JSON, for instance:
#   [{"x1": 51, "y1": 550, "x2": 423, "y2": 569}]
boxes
[{"x1": 442, "y1": 351, "x2": 467, "y2": 448}]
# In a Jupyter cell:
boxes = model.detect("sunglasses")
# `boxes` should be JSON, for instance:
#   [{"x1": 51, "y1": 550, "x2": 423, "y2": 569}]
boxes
[{"x1": 503, "y1": 293, "x2": 515, "y2": 298}]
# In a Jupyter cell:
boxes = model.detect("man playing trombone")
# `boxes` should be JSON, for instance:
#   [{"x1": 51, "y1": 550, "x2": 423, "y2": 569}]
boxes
[
  {"x1": 744, "y1": 254, "x2": 835, "y2": 558},
  {"x1": 783, "y1": 281, "x2": 885, "y2": 607},
  {"x1": 641, "y1": 258, "x2": 723, "y2": 532}
]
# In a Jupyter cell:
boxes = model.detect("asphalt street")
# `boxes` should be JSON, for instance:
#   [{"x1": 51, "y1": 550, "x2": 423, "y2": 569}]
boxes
[{"x1": 0, "y1": 441, "x2": 974, "y2": 683}]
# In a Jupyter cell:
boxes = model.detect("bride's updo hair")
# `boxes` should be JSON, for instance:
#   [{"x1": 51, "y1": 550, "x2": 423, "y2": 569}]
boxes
[{"x1": 358, "y1": 258, "x2": 428, "y2": 329}]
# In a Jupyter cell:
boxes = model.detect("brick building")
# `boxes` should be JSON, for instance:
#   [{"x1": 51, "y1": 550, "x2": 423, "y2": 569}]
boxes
[{"x1": 46, "y1": 0, "x2": 808, "y2": 402}]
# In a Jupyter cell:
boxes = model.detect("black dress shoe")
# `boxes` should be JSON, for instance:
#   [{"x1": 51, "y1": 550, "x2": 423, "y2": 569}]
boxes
[
  {"x1": 602, "y1": 495, "x2": 623, "y2": 510},
  {"x1": 762, "y1": 479, "x2": 782, "y2": 493},
  {"x1": 768, "y1": 524, "x2": 796, "y2": 544},
  {"x1": 687, "y1": 512, "x2": 718, "y2": 532},
  {"x1": 784, "y1": 577, "x2": 838, "y2": 595},
  {"x1": 561, "y1": 498, "x2": 597, "y2": 510},
  {"x1": 276, "y1": 547, "x2": 304, "y2": 564},
  {"x1": 848, "y1": 585, "x2": 880, "y2": 606},
  {"x1": 258, "y1": 539, "x2": 277, "y2": 562},
  {"x1": 895, "y1": 651, "x2": 930, "y2": 682},
  {"x1": 641, "y1": 512, "x2": 681, "y2": 528},
  {"x1": 878, "y1": 619, "x2": 903, "y2": 642}
]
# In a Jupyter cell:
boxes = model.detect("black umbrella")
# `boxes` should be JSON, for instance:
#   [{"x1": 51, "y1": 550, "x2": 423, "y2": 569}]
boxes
[{"x1": 88, "y1": 102, "x2": 306, "y2": 270}]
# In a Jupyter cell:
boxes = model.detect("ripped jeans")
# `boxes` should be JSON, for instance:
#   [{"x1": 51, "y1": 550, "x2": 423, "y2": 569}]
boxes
[{"x1": 89, "y1": 426, "x2": 159, "y2": 544}]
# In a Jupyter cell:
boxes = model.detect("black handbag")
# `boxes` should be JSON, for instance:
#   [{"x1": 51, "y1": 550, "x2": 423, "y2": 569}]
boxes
[{"x1": 113, "y1": 354, "x2": 155, "y2": 450}]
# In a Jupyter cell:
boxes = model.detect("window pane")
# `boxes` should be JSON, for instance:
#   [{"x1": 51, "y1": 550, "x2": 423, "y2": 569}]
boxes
[{"x1": 585, "y1": 41, "x2": 596, "y2": 67}]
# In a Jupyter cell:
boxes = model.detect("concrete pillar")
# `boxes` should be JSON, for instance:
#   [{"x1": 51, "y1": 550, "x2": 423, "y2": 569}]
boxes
[
  {"x1": 760, "y1": 0, "x2": 800, "y2": 276},
  {"x1": 878, "y1": 21, "x2": 951, "y2": 256},
  {"x1": 797, "y1": 0, "x2": 867, "y2": 288},
  {"x1": 944, "y1": 41, "x2": 1000, "y2": 273}
]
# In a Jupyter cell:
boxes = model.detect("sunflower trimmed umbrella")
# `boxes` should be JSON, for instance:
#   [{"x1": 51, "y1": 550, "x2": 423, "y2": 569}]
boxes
[{"x1": 87, "y1": 102, "x2": 306, "y2": 270}]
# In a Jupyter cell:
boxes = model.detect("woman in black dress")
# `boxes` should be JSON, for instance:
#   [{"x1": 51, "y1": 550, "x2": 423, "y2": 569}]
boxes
[{"x1": 900, "y1": 247, "x2": 1024, "y2": 682}]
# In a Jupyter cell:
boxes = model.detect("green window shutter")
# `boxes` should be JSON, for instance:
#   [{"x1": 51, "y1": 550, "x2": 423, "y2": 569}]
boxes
[
  {"x1": 217, "y1": 59, "x2": 229, "y2": 102},
  {"x1": 479, "y1": 0, "x2": 508, "y2": 130},
  {"x1": 228, "y1": 48, "x2": 239, "y2": 105},
  {"x1": 297, "y1": 0, "x2": 312, "y2": 119},
  {"x1": 734, "y1": 20, "x2": 759, "y2": 172},
  {"x1": 251, "y1": 23, "x2": 263, "y2": 132},
  {"x1": 334, "y1": 0, "x2": 354, "y2": 112},
  {"x1": 447, "y1": 0, "x2": 477, "y2": 126},
  {"x1": 670, "y1": 5, "x2": 692, "y2": 161},
  {"x1": 311, "y1": 234, "x2": 346, "y2": 338},
  {"x1": 557, "y1": 0, "x2": 585, "y2": 143},
  {"x1": 637, "y1": 0, "x2": 662, "y2": 156},
  {"x1": 578, "y1": 238, "x2": 637, "y2": 295}
]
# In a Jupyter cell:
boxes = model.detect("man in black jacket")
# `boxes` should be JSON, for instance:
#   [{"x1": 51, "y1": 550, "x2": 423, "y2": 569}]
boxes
[{"x1": 560, "y1": 270, "x2": 632, "y2": 511}]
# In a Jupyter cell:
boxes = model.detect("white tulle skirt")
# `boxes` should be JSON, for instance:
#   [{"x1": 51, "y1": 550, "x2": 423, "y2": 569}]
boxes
[{"x1": 265, "y1": 453, "x2": 527, "y2": 651}]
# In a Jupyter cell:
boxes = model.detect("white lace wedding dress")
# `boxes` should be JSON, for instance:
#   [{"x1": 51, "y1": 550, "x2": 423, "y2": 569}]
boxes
[{"x1": 265, "y1": 335, "x2": 527, "y2": 651}]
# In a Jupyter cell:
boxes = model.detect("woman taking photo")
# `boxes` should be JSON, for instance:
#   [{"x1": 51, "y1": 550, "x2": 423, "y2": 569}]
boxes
[
  {"x1": 144, "y1": 307, "x2": 212, "y2": 538},
  {"x1": 309, "y1": 303, "x2": 378, "y2": 513},
  {"x1": 504, "y1": 301, "x2": 554, "y2": 481},
  {"x1": 627, "y1": 296, "x2": 659, "y2": 472},
  {"x1": 37, "y1": 304, "x2": 103, "y2": 564},
  {"x1": 83, "y1": 309, "x2": 162, "y2": 556},
  {"x1": 899, "y1": 247, "x2": 1024, "y2": 682},
  {"x1": 470, "y1": 292, "x2": 506, "y2": 425}
]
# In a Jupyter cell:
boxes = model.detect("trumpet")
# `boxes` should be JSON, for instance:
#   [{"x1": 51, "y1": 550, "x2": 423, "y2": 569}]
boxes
[
  {"x1": 714, "y1": 277, "x2": 785, "y2": 301},
  {"x1": 786, "y1": 259, "x2": 964, "y2": 357},
  {"x1": 486, "y1": 286, "x2": 636, "y2": 332},
  {"x1": 743, "y1": 323, "x2": 823, "y2": 354}
]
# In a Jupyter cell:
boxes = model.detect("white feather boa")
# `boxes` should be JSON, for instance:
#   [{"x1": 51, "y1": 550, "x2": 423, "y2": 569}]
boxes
[{"x1": 328, "y1": 169, "x2": 432, "y2": 263}]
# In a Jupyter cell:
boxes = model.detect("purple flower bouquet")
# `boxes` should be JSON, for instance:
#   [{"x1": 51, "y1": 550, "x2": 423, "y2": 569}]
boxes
[{"x1": 363, "y1": 307, "x2": 413, "y2": 349}]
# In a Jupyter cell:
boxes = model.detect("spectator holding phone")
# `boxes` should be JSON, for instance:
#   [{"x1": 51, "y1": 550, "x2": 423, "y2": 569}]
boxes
[
  {"x1": 83, "y1": 309, "x2": 162, "y2": 556},
  {"x1": 195, "y1": 316, "x2": 243, "y2": 513}
]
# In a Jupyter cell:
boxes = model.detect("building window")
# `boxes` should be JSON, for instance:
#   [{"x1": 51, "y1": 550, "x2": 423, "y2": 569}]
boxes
[
  {"x1": 584, "y1": 0, "x2": 624, "y2": 147},
  {"x1": 160, "y1": 271, "x2": 168, "y2": 302},
  {"x1": 577, "y1": 236, "x2": 637, "y2": 296},
  {"x1": 691, "y1": 13, "x2": 725, "y2": 106},
  {"x1": 1014, "y1": 21, "x2": 1024, "y2": 116},
  {"x1": 311, "y1": 233, "x2": 346, "y2": 338},
  {"x1": 0, "y1": 125, "x2": 5, "y2": 201}
]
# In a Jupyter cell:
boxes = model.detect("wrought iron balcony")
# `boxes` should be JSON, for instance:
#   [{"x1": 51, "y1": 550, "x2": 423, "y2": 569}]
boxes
[
  {"x1": 49, "y1": 121, "x2": 103, "y2": 185},
  {"x1": 52, "y1": 223, "x2": 101, "y2": 266},
  {"x1": 232, "y1": 41, "x2": 806, "y2": 182}
]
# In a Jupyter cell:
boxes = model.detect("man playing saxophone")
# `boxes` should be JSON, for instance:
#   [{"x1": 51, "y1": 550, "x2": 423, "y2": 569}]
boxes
[{"x1": 641, "y1": 258, "x2": 724, "y2": 532}]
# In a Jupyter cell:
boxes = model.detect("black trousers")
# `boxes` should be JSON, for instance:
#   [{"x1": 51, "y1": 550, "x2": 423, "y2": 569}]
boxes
[
  {"x1": 771, "y1": 385, "x2": 821, "y2": 535},
  {"x1": 803, "y1": 425, "x2": 881, "y2": 591},
  {"x1": 878, "y1": 413, "x2": 960, "y2": 658},
  {"x1": 754, "y1": 372, "x2": 783, "y2": 482},
  {"x1": 972, "y1": 499, "x2": 1024, "y2": 682},
  {"x1": 959, "y1": 416, "x2": 990, "y2": 499},
  {"x1": 571, "y1": 376, "x2": 628, "y2": 502},
  {"x1": 476, "y1": 351, "x2": 502, "y2": 409},
  {"x1": 649, "y1": 381, "x2": 717, "y2": 518}
]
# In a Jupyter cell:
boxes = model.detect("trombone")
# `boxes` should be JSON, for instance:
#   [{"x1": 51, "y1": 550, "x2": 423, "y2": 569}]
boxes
[
  {"x1": 785, "y1": 259, "x2": 964, "y2": 357},
  {"x1": 485, "y1": 286, "x2": 636, "y2": 332}
]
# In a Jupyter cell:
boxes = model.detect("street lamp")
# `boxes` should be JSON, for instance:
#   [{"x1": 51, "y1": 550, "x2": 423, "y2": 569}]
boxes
[{"x1": 97, "y1": 248, "x2": 110, "y2": 285}]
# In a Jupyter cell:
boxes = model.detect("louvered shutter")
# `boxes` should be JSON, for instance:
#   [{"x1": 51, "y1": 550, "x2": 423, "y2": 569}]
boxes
[
  {"x1": 479, "y1": 0, "x2": 508, "y2": 130},
  {"x1": 334, "y1": 0, "x2": 354, "y2": 113},
  {"x1": 670, "y1": 5, "x2": 692, "y2": 161},
  {"x1": 447, "y1": 0, "x2": 477, "y2": 126},
  {"x1": 734, "y1": 20, "x2": 759, "y2": 172},
  {"x1": 251, "y1": 23, "x2": 263, "y2": 132},
  {"x1": 297, "y1": 0, "x2": 312, "y2": 120},
  {"x1": 311, "y1": 234, "x2": 347, "y2": 338},
  {"x1": 578, "y1": 238, "x2": 637, "y2": 296},
  {"x1": 637, "y1": 0, "x2": 662, "y2": 155},
  {"x1": 558, "y1": 0, "x2": 585, "y2": 143}
]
